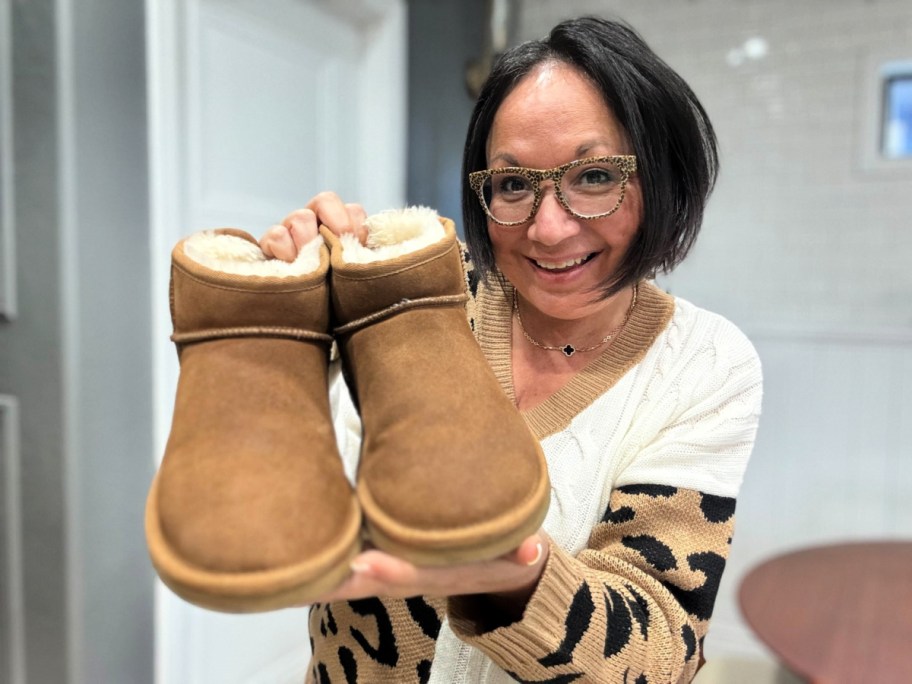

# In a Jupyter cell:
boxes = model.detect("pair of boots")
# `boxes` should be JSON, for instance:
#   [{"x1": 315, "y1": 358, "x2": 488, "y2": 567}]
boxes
[{"x1": 144, "y1": 208, "x2": 550, "y2": 613}]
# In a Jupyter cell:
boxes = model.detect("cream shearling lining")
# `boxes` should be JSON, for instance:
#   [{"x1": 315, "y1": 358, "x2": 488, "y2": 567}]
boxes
[
  {"x1": 339, "y1": 206, "x2": 445, "y2": 264},
  {"x1": 182, "y1": 206, "x2": 444, "y2": 274},
  {"x1": 183, "y1": 231, "x2": 324, "y2": 277}
]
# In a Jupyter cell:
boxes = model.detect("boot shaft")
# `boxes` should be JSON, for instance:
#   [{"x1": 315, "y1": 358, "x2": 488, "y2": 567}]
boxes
[
  {"x1": 325, "y1": 218, "x2": 466, "y2": 329},
  {"x1": 323, "y1": 213, "x2": 550, "y2": 562},
  {"x1": 170, "y1": 228, "x2": 332, "y2": 344}
]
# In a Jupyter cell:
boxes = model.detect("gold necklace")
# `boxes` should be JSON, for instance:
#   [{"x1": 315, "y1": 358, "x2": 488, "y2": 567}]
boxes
[{"x1": 513, "y1": 283, "x2": 638, "y2": 357}]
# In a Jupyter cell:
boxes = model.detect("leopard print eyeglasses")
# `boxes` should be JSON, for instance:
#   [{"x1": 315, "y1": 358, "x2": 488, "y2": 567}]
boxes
[{"x1": 468, "y1": 155, "x2": 637, "y2": 227}]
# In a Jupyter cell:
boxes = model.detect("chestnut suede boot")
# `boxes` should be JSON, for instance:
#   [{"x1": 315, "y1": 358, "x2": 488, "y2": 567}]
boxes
[
  {"x1": 326, "y1": 209, "x2": 550, "y2": 565},
  {"x1": 145, "y1": 229, "x2": 361, "y2": 612}
]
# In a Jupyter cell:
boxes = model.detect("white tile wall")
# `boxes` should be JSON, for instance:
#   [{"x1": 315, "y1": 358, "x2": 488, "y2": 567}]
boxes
[
  {"x1": 517, "y1": 0, "x2": 912, "y2": 667},
  {"x1": 519, "y1": 0, "x2": 912, "y2": 333}
]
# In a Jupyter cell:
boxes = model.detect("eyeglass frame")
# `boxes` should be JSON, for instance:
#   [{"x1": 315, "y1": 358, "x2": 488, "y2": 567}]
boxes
[{"x1": 468, "y1": 155, "x2": 638, "y2": 227}]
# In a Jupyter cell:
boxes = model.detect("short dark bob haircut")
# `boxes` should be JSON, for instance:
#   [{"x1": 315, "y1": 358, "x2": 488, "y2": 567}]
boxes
[{"x1": 461, "y1": 16, "x2": 719, "y2": 296}]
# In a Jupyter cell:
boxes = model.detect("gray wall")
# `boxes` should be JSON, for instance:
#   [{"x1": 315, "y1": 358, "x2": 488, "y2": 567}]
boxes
[
  {"x1": 1, "y1": 0, "x2": 154, "y2": 682},
  {"x1": 406, "y1": 0, "x2": 487, "y2": 231},
  {"x1": 3, "y1": 1, "x2": 67, "y2": 681},
  {"x1": 66, "y1": 1, "x2": 154, "y2": 681}
]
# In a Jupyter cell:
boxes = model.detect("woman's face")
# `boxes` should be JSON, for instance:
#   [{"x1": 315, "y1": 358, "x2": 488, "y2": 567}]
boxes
[{"x1": 486, "y1": 61, "x2": 643, "y2": 321}]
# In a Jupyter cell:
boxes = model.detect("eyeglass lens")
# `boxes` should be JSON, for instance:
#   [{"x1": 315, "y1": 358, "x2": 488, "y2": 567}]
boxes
[{"x1": 481, "y1": 159, "x2": 626, "y2": 223}]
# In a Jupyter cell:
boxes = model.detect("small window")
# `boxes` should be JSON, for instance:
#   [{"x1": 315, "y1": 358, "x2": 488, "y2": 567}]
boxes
[{"x1": 882, "y1": 73, "x2": 912, "y2": 159}]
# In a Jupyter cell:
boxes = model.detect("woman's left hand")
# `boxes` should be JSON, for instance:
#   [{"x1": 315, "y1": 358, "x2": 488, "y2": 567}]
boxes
[{"x1": 315, "y1": 532, "x2": 549, "y2": 605}]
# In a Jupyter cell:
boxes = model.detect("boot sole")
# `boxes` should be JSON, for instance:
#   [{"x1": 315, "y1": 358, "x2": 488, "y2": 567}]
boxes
[
  {"x1": 358, "y1": 443, "x2": 551, "y2": 566},
  {"x1": 145, "y1": 474, "x2": 362, "y2": 612}
]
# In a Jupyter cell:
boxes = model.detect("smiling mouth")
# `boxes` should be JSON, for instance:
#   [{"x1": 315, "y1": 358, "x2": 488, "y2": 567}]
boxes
[{"x1": 532, "y1": 252, "x2": 598, "y2": 272}]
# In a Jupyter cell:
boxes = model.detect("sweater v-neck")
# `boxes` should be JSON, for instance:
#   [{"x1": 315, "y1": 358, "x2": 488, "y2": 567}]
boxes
[{"x1": 475, "y1": 277, "x2": 675, "y2": 440}]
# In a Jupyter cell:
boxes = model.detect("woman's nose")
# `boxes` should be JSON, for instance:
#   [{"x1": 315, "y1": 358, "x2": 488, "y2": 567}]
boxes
[{"x1": 526, "y1": 186, "x2": 580, "y2": 246}]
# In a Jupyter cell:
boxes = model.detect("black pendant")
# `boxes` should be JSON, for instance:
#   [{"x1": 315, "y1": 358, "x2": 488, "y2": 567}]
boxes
[{"x1": 562, "y1": 344, "x2": 576, "y2": 357}]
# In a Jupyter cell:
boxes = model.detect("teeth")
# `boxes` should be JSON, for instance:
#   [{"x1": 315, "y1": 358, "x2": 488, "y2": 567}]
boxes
[{"x1": 536, "y1": 255, "x2": 588, "y2": 270}]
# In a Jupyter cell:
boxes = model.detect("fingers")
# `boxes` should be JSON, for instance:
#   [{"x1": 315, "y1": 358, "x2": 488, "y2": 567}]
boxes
[
  {"x1": 304, "y1": 532, "x2": 551, "y2": 607},
  {"x1": 259, "y1": 223, "x2": 299, "y2": 262},
  {"x1": 260, "y1": 193, "x2": 368, "y2": 263},
  {"x1": 284, "y1": 207, "x2": 319, "y2": 248},
  {"x1": 259, "y1": 206, "x2": 321, "y2": 262},
  {"x1": 315, "y1": 535, "x2": 549, "y2": 603},
  {"x1": 306, "y1": 191, "x2": 368, "y2": 244},
  {"x1": 503, "y1": 533, "x2": 548, "y2": 567},
  {"x1": 312, "y1": 551, "x2": 411, "y2": 603},
  {"x1": 501, "y1": 530, "x2": 551, "y2": 567},
  {"x1": 344, "y1": 203, "x2": 368, "y2": 243}
]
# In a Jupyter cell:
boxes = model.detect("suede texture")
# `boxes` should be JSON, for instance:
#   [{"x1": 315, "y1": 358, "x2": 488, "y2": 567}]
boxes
[
  {"x1": 325, "y1": 220, "x2": 550, "y2": 564},
  {"x1": 146, "y1": 228, "x2": 360, "y2": 612}
]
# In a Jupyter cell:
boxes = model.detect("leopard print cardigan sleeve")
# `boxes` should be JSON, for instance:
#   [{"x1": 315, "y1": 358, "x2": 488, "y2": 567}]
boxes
[{"x1": 447, "y1": 485, "x2": 736, "y2": 683}]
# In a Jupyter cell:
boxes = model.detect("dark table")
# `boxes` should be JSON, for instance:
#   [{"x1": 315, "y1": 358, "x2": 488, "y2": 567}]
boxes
[{"x1": 739, "y1": 541, "x2": 912, "y2": 683}]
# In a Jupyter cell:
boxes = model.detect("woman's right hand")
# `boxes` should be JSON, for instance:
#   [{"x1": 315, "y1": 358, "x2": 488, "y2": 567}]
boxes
[{"x1": 259, "y1": 191, "x2": 368, "y2": 262}]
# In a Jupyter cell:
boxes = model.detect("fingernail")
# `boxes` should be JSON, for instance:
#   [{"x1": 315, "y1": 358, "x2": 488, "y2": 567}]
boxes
[
  {"x1": 526, "y1": 542, "x2": 543, "y2": 566},
  {"x1": 350, "y1": 560, "x2": 371, "y2": 575}
]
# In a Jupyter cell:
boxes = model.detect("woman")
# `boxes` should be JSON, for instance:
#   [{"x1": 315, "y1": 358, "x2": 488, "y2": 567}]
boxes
[{"x1": 261, "y1": 16, "x2": 762, "y2": 684}]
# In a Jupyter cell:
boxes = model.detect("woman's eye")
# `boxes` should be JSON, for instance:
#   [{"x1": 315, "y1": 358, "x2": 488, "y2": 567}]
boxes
[
  {"x1": 496, "y1": 175, "x2": 532, "y2": 195},
  {"x1": 577, "y1": 168, "x2": 615, "y2": 186}
]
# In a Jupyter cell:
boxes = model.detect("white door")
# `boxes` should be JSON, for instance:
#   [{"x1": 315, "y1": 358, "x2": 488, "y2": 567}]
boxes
[{"x1": 145, "y1": 1, "x2": 406, "y2": 681}]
